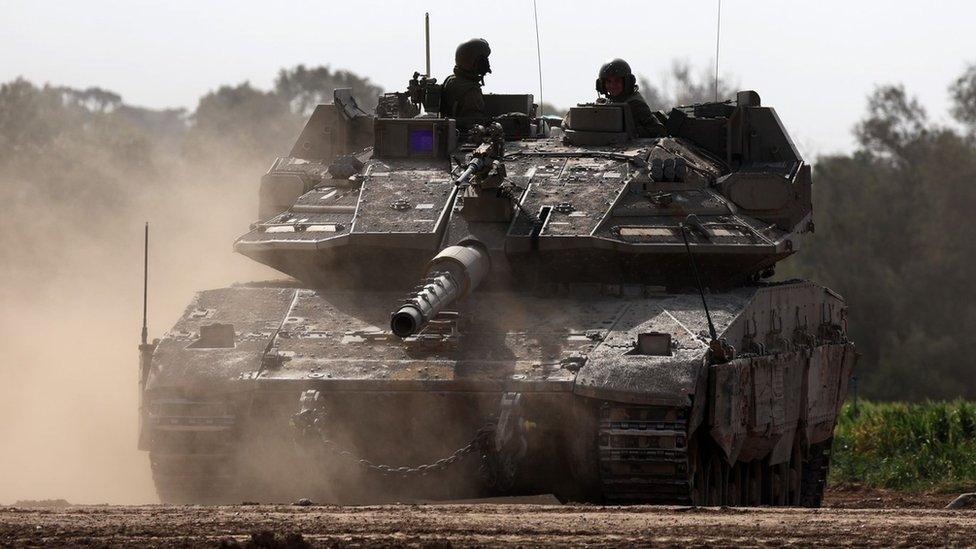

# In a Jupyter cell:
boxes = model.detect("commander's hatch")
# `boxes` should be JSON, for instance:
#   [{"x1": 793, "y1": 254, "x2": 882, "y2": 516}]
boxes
[{"x1": 563, "y1": 102, "x2": 637, "y2": 146}]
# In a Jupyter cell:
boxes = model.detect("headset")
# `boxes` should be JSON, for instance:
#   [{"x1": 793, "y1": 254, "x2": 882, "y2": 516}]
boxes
[{"x1": 595, "y1": 74, "x2": 636, "y2": 96}]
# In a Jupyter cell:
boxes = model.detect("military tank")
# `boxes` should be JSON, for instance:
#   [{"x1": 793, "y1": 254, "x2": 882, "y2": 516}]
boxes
[{"x1": 139, "y1": 75, "x2": 855, "y2": 506}]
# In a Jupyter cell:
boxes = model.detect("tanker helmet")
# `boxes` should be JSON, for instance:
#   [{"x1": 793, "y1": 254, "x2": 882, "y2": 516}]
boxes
[
  {"x1": 456, "y1": 38, "x2": 492, "y2": 76},
  {"x1": 596, "y1": 58, "x2": 636, "y2": 96}
]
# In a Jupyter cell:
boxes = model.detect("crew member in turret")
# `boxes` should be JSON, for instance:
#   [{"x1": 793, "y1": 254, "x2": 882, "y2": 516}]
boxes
[
  {"x1": 596, "y1": 58, "x2": 668, "y2": 138},
  {"x1": 441, "y1": 38, "x2": 492, "y2": 119}
]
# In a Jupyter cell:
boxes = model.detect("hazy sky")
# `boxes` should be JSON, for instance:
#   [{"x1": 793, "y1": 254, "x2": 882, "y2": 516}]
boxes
[{"x1": 4, "y1": 0, "x2": 975, "y2": 157}]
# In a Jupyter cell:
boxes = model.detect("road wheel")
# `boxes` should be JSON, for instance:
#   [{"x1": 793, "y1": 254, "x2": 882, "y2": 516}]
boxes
[
  {"x1": 689, "y1": 437, "x2": 704, "y2": 506},
  {"x1": 726, "y1": 462, "x2": 744, "y2": 506},
  {"x1": 746, "y1": 460, "x2": 763, "y2": 506},
  {"x1": 771, "y1": 461, "x2": 790, "y2": 506},
  {"x1": 787, "y1": 439, "x2": 803, "y2": 506},
  {"x1": 704, "y1": 451, "x2": 727, "y2": 506},
  {"x1": 800, "y1": 438, "x2": 833, "y2": 507},
  {"x1": 761, "y1": 459, "x2": 775, "y2": 505}
]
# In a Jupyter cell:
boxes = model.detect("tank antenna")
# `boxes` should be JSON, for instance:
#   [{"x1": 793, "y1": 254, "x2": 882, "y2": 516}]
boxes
[
  {"x1": 533, "y1": 0, "x2": 544, "y2": 116},
  {"x1": 714, "y1": 0, "x2": 721, "y2": 102},
  {"x1": 424, "y1": 12, "x2": 431, "y2": 78},
  {"x1": 680, "y1": 216, "x2": 718, "y2": 342},
  {"x1": 141, "y1": 221, "x2": 149, "y2": 346}
]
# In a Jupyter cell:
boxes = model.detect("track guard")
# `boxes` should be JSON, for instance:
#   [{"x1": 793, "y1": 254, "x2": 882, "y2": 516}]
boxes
[{"x1": 481, "y1": 392, "x2": 527, "y2": 493}]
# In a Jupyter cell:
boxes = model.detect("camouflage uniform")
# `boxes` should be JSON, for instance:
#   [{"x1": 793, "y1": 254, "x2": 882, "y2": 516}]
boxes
[
  {"x1": 441, "y1": 38, "x2": 491, "y2": 120},
  {"x1": 441, "y1": 67, "x2": 487, "y2": 118},
  {"x1": 597, "y1": 58, "x2": 668, "y2": 138},
  {"x1": 610, "y1": 90, "x2": 668, "y2": 138}
]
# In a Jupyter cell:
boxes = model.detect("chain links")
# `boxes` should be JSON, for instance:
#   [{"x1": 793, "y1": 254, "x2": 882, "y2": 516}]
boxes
[{"x1": 293, "y1": 402, "x2": 495, "y2": 478}]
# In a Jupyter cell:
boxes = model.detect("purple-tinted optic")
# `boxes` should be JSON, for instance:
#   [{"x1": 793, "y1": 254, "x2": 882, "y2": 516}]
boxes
[{"x1": 409, "y1": 130, "x2": 434, "y2": 153}]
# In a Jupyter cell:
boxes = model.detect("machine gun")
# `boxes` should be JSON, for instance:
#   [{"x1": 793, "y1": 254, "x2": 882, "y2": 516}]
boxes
[
  {"x1": 375, "y1": 72, "x2": 442, "y2": 119},
  {"x1": 390, "y1": 241, "x2": 491, "y2": 338},
  {"x1": 408, "y1": 71, "x2": 442, "y2": 115},
  {"x1": 453, "y1": 123, "x2": 540, "y2": 228},
  {"x1": 454, "y1": 123, "x2": 506, "y2": 186}
]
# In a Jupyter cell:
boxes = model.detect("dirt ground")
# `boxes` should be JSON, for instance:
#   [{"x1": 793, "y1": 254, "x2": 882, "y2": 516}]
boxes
[{"x1": 1, "y1": 488, "x2": 973, "y2": 547}]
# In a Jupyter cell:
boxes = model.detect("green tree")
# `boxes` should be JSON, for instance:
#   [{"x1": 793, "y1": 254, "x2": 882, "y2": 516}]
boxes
[
  {"x1": 186, "y1": 65, "x2": 384, "y2": 161},
  {"x1": 787, "y1": 68, "x2": 976, "y2": 400},
  {"x1": 950, "y1": 63, "x2": 976, "y2": 132},
  {"x1": 638, "y1": 60, "x2": 737, "y2": 111},
  {"x1": 274, "y1": 64, "x2": 383, "y2": 117},
  {"x1": 186, "y1": 81, "x2": 298, "y2": 160}
]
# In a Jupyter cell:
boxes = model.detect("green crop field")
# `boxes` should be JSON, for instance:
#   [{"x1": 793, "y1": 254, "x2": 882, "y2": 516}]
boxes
[{"x1": 830, "y1": 400, "x2": 976, "y2": 492}]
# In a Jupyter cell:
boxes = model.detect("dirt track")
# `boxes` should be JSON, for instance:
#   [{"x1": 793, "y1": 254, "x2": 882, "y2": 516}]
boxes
[{"x1": 2, "y1": 490, "x2": 974, "y2": 547}]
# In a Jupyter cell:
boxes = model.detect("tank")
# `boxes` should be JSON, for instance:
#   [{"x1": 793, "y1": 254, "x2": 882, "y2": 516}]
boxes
[{"x1": 139, "y1": 80, "x2": 855, "y2": 506}]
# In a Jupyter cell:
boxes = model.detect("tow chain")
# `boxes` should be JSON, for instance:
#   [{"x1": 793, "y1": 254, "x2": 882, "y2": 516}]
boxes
[{"x1": 292, "y1": 391, "x2": 495, "y2": 478}]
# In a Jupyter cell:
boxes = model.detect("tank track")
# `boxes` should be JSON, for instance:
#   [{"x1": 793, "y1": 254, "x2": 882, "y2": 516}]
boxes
[
  {"x1": 146, "y1": 399, "x2": 832, "y2": 506},
  {"x1": 150, "y1": 430, "x2": 238, "y2": 504},
  {"x1": 800, "y1": 437, "x2": 833, "y2": 507},
  {"x1": 597, "y1": 403, "x2": 694, "y2": 504},
  {"x1": 595, "y1": 402, "x2": 834, "y2": 507}
]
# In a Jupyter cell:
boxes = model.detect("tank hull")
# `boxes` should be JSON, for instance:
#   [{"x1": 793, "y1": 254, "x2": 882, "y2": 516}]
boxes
[{"x1": 143, "y1": 280, "x2": 853, "y2": 505}]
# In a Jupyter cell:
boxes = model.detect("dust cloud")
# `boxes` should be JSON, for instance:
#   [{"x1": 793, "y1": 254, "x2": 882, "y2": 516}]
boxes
[{"x1": 0, "y1": 155, "x2": 278, "y2": 504}]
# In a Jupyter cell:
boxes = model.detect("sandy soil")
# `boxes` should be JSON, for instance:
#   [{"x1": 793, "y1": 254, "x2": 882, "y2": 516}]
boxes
[{"x1": 2, "y1": 489, "x2": 974, "y2": 547}]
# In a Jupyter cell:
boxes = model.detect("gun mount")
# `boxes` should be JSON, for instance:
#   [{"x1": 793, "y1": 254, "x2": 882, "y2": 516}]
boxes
[
  {"x1": 455, "y1": 123, "x2": 506, "y2": 186},
  {"x1": 391, "y1": 241, "x2": 490, "y2": 337}
]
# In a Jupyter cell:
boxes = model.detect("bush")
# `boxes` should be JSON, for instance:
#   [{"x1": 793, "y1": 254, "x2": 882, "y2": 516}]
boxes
[{"x1": 831, "y1": 400, "x2": 976, "y2": 492}]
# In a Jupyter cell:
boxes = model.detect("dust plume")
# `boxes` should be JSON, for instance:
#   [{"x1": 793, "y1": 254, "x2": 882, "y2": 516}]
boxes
[
  {"x1": 0, "y1": 123, "x2": 278, "y2": 504},
  {"x1": 0, "y1": 69, "x2": 388, "y2": 504}
]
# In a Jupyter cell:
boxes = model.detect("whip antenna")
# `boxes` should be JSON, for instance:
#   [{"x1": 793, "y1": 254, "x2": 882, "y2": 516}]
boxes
[
  {"x1": 680, "y1": 217, "x2": 718, "y2": 342},
  {"x1": 141, "y1": 222, "x2": 149, "y2": 346},
  {"x1": 425, "y1": 12, "x2": 431, "y2": 77},
  {"x1": 714, "y1": 0, "x2": 722, "y2": 102},
  {"x1": 533, "y1": 0, "x2": 544, "y2": 116}
]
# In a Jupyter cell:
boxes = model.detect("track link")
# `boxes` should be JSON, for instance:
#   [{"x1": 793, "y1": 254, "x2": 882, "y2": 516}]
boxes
[
  {"x1": 597, "y1": 403, "x2": 693, "y2": 504},
  {"x1": 149, "y1": 424, "x2": 238, "y2": 504},
  {"x1": 800, "y1": 437, "x2": 833, "y2": 507}
]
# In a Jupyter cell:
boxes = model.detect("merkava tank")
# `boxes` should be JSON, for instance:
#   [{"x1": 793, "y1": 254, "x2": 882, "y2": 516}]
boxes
[{"x1": 139, "y1": 72, "x2": 855, "y2": 506}]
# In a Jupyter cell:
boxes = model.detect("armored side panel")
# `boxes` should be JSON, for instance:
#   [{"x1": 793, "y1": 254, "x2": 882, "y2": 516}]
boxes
[
  {"x1": 483, "y1": 94, "x2": 535, "y2": 116},
  {"x1": 289, "y1": 89, "x2": 373, "y2": 161}
]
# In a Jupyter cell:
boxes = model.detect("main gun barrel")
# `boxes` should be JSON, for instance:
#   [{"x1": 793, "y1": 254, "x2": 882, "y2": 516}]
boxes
[{"x1": 390, "y1": 241, "x2": 490, "y2": 338}]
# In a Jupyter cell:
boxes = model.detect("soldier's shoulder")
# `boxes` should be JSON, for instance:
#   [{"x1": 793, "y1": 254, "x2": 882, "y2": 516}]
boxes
[
  {"x1": 446, "y1": 71, "x2": 475, "y2": 84},
  {"x1": 624, "y1": 91, "x2": 650, "y2": 105},
  {"x1": 447, "y1": 76, "x2": 479, "y2": 91}
]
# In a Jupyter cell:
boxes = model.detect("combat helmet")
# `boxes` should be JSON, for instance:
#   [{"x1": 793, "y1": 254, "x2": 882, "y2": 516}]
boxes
[
  {"x1": 595, "y1": 58, "x2": 636, "y2": 96},
  {"x1": 456, "y1": 38, "x2": 492, "y2": 76}
]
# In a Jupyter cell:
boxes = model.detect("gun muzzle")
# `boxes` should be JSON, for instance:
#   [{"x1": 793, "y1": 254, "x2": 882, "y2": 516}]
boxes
[
  {"x1": 391, "y1": 241, "x2": 490, "y2": 338},
  {"x1": 454, "y1": 156, "x2": 487, "y2": 186}
]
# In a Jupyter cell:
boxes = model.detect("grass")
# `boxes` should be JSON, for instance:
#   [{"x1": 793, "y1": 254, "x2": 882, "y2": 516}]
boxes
[{"x1": 830, "y1": 400, "x2": 976, "y2": 492}]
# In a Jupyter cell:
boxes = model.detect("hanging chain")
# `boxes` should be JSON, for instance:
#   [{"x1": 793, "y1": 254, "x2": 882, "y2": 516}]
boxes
[{"x1": 293, "y1": 407, "x2": 495, "y2": 478}]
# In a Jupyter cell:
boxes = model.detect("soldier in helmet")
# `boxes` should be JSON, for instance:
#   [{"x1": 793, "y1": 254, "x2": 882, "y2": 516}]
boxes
[
  {"x1": 441, "y1": 38, "x2": 492, "y2": 119},
  {"x1": 596, "y1": 58, "x2": 668, "y2": 138}
]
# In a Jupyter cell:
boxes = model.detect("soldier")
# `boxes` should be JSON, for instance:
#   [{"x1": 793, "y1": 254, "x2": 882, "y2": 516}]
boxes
[
  {"x1": 596, "y1": 58, "x2": 668, "y2": 138},
  {"x1": 441, "y1": 38, "x2": 492, "y2": 119}
]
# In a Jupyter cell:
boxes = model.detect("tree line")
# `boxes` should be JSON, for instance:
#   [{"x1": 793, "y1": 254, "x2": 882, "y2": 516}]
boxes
[{"x1": 785, "y1": 65, "x2": 976, "y2": 400}]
